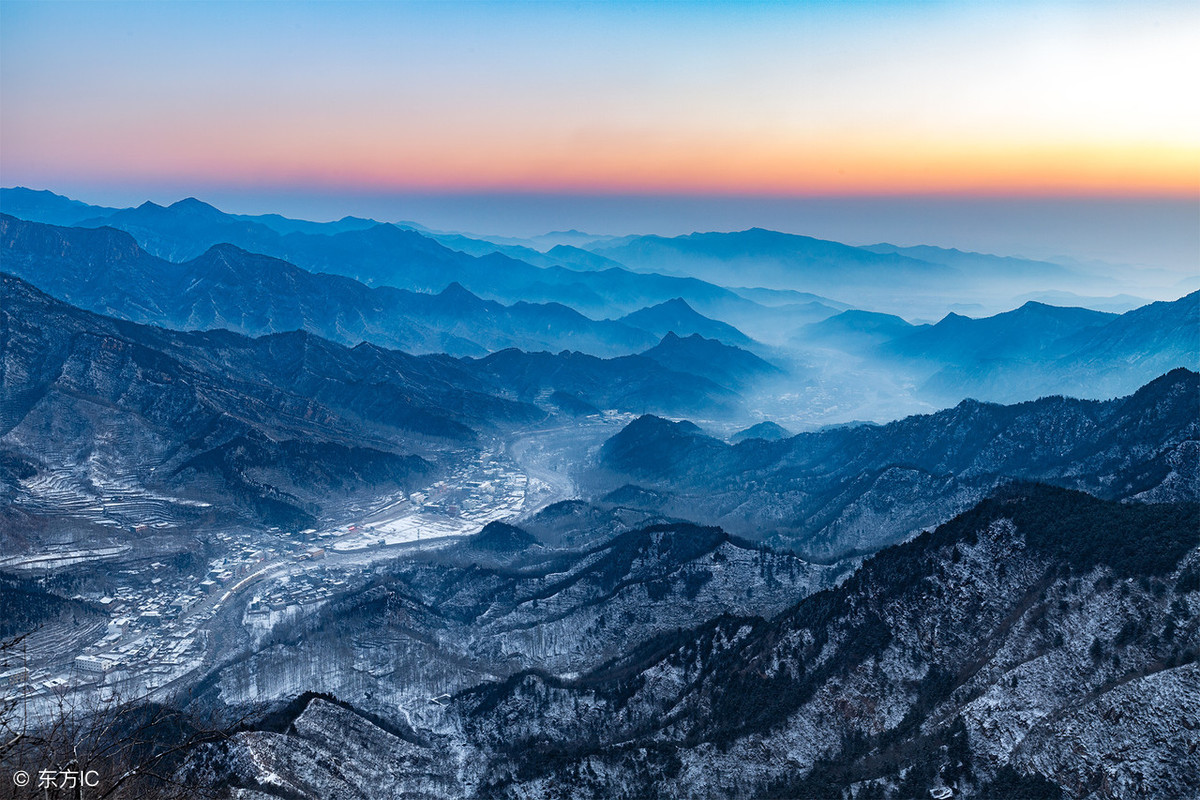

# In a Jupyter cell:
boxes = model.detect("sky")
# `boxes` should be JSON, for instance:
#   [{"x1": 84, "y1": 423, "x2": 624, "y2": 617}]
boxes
[{"x1": 1, "y1": 0, "x2": 1197, "y2": 266}]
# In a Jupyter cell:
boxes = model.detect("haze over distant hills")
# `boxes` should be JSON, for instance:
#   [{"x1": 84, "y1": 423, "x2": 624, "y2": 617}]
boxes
[
  {"x1": 0, "y1": 189, "x2": 795, "y2": 321},
  {"x1": 3, "y1": 186, "x2": 1199, "y2": 800},
  {"x1": 4, "y1": 190, "x2": 1197, "y2": 422},
  {"x1": 7, "y1": 187, "x2": 1181, "y2": 325},
  {"x1": 590, "y1": 227, "x2": 959, "y2": 290},
  {"x1": 618, "y1": 297, "x2": 753, "y2": 346},
  {"x1": 861, "y1": 241, "x2": 1079, "y2": 282},
  {"x1": 2, "y1": 270, "x2": 801, "y2": 542},
  {"x1": 592, "y1": 368, "x2": 1199, "y2": 558},
  {"x1": 0, "y1": 214, "x2": 664, "y2": 358}
]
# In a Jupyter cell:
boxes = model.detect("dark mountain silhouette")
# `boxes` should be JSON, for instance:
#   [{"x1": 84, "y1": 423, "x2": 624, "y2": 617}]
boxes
[
  {"x1": 466, "y1": 521, "x2": 541, "y2": 554},
  {"x1": 731, "y1": 421, "x2": 792, "y2": 443},
  {"x1": 619, "y1": 298, "x2": 753, "y2": 345},
  {"x1": 639, "y1": 332, "x2": 782, "y2": 390}
]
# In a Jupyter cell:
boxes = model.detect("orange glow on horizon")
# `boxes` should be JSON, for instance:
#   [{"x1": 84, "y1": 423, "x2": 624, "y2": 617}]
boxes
[
  {"x1": 5, "y1": 1, "x2": 1198, "y2": 205},
  {"x1": 26, "y1": 135, "x2": 1195, "y2": 200}
]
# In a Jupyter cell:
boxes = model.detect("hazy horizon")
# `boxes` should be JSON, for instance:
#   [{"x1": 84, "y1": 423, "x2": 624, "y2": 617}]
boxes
[
  {"x1": 8, "y1": 185, "x2": 1197, "y2": 275},
  {"x1": 6, "y1": 0, "x2": 1196, "y2": 272}
]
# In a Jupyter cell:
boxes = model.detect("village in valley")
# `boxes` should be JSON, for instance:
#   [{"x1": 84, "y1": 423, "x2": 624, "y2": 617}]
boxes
[{"x1": 1, "y1": 443, "x2": 534, "y2": 719}]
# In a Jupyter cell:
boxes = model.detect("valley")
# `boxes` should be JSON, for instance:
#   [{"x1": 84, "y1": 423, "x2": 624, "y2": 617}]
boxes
[
  {"x1": 3, "y1": 0, "x2": 1198, "y2": 794},
  {"x1": 0, "y1": 188, "x2": 1196, "y2": 800},
  {"x1": 1, "y1": 413, "x2": 632, "y2": 727}
]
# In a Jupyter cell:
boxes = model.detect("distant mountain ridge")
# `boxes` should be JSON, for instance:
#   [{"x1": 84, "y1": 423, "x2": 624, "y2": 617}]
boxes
[
  {"x1": 798, "y1": 308, "x2": 918, "y2": 348},
  {"x1": 0, "y1": 187, "x2": 121, "y2": 226},
  {"x1": 2, "y1": 191, "x2": 786, "y2": 320},
  {"x1": 862, "y1": 241, "x2": 1078, "y2": 281},
  {"x1": 618, "y1": 297, "x2": 753, "y2": 345},
  {"x1": 793, "y1": 291, "x2": 1199, "y2": 405},
  {"x1": 886, "y1": 301, "x2": 1117, "y2": 364},
  {"x1": 907, "y1": 292, "x2": 1200, "y2": 403},
  {"x1": 731, "y1": 421, "x2": 792, "y2": 443},
  {"x1": 0, "y1": 214, "x2": 658, "y2": 358},
  {"x1": 589, "y1": 227, "x2": 960, "y2": 290}
]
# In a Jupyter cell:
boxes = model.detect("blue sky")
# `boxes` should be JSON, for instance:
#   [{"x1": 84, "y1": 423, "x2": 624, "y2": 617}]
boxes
[{"x1": 1, "y1": 1, "x2": 1196, "y2": 265}]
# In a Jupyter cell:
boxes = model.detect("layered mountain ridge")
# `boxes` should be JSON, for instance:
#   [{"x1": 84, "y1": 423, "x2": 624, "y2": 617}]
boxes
[
  {"x1": 592, "y1": 368, "x2": 1200, "y2": 558},
  {"x1": 188, "y1": 485, "x2": 1200, "y2": 799},
  {"x1": 0, "y1": 215, "x2": 664, "y2": 358},
  {"x1": 3, "y1": 187, "x2": 1196, "y2": 800}
]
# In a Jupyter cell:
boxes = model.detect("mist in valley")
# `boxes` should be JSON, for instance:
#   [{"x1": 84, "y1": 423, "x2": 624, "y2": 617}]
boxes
[{"x1": 1, "y1": 189, "x2": 1196, "y2": 800}]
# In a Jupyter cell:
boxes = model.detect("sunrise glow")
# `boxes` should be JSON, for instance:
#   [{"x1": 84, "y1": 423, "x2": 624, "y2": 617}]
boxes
[{"x1": 3, "y1": 0, "x2": 1197, "y2": 200}]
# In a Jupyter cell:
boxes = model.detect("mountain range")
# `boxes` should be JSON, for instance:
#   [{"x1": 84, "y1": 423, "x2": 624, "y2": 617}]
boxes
[
  {"x1": 1, "y1": 271, "x2": 798, "y2": 540},
  {"x1": 617, "y1": 297, "x2": 753, "y2": 346},
  {"x1": 904, "y1": 294, "x2": 1200, "y2": 403},
  {"x1": 591, "y1": 368, "x2": 1199, "y2": 558},
  {"x1": 795, "y1": 292, "x2": 1199, "y2": 405},
  {"x1": 1, "y1": 189, "x2": 793, "y2": 321},
  {"x1": 0, "y1": 273, "x2": 548, "y2": 533},
  {"x1": 4, "y1": 186, "x2": 1198, "y2": 800},
  {"x1": 589, "y1": 227, "x2": 961, "y2": 290},
  {"x1": 204, "y1": 515, "x2": 851, "y2": 722},
  {"x1": 0, "y1": 214, "x2": 664, "y2": 358},
  {"x1": 184, "y1": 484, "x2": 1200, "y2": 799},
  {"x1": 862, "y1": 241, "x2": 1078, "y2": 282}
]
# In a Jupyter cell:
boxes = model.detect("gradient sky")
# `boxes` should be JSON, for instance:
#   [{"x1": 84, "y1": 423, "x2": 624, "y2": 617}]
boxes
[{"x1": 1, "y1": 1, "x2": 1197, "y2": 263}]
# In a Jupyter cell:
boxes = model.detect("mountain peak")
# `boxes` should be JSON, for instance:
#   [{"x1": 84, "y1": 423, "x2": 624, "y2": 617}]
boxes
[
  {"x1": 201, "y1": 241, "x2": 250, "y2": 257},
  {"x1": 731, "y1": 420, "x2": 792, "y2": 443},
  {"x1": 436, "y1": 281, "x2": 488, "y2": 310},
  {"x1": 661, "y1": 297, "x2": 694, "y2": 311},
  {"x1": 619, "y1": 298, "x2": 752, "y2": 346},
  {"x1": 659, "y1": 331, "x2": 707, "y2": 344},
  {"x1": 470, "y1": 521, "x2": 539, "y2": 553},
  {"x1": 439, "y1": 281, "x2": 473, "y2": 297},
  {"x1": 642, "y1": 330, "x2": 781, "y2": 385},
  {"x1": 167, "y1": 197, "x2": 226, "y2": 218}
]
